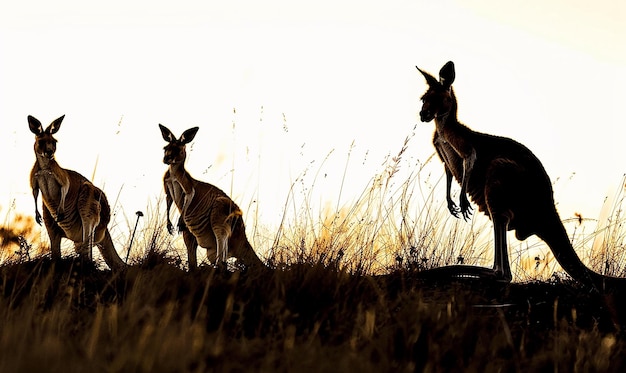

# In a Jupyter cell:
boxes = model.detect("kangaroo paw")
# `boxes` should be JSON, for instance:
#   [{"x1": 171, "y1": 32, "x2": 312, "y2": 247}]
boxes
[
  {"x1": 459, "y1": 196, "x2": 473, "y2": 221},
  {"x1": 447, "y1": 200, "x2": 461, "y2": 218}
]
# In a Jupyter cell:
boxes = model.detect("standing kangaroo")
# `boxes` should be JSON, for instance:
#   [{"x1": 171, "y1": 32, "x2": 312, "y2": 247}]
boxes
[
  {"x1": 416, "y1": 61, "x2": 626, "y2": 290},
  {"x1": 159, "y1": 124, "x2": 263, "y2": 270},
  {"x1": 29, "y1": 115, "x2": 126, "y2": 270}
]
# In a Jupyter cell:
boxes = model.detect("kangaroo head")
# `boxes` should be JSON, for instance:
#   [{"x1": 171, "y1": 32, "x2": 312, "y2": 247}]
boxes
[
  {"x1": 416, "y1": 61, "x2": 456, "y2": 122},
  {"x1": 159, "y1": 124, "x2": 199, "y2": 165},
  {"x1": 28, "y1": 115, "x2": 65, "y2": 160}
]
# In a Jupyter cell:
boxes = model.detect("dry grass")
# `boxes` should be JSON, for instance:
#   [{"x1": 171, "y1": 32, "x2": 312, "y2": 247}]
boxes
[
  {"x1": 266, "y1": 130, "x2": 495, "y2": 278},
  {"x1": 1, "y1": 248, "x2": 626, "y2": 372},
  {"x1": 4, "y1": 132, "x2": 626, "y2": 371}
]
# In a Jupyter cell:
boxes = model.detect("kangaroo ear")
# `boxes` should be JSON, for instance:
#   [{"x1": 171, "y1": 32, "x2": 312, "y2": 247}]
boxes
[
  {"x1": 416, "y1": 66, "x2": 440, "y2": 88},
  {"x1": 159, "y1": 124, "x2": 176, "y2": 142},
  {"x1": 47, "y1": 115, "x2": 65, "y2": 134},
  {"x1": 28, "y1": 115, "x2": 44, "y2": 135},
  {"x1": 439, "y1": 61, "x2": 455, "y2": 90},
  {"x1": 180, "y1": 127, "x2": 199, "y2": 144}
]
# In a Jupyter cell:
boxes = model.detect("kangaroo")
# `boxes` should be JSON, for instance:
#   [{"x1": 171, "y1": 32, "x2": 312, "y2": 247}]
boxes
[
  {"x1": 159, "y1": 124, "x2": 263, "y2": 270},
  {"x1": 29, "y1": 115, "x2": 126, "y2": 270},
  {"x1": 416, "y1": 61, "x2": 626, "y2": 290}
]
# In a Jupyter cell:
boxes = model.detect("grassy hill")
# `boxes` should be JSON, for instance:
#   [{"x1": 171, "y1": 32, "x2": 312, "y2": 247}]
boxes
[{"x1": 1, "y1": 250, "x2": 625, "y2": 372}]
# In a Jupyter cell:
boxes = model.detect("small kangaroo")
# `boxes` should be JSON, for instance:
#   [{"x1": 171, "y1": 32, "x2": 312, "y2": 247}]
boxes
[
  {"x1": 29, "y1": 115, "x2": 126, "y2": 270},
  {"x1": 416, "y1": 61, "x2": 626, "y2": 290},
  {"x1": 159, "y1": 124, "x2": 263, "y2": 270}
]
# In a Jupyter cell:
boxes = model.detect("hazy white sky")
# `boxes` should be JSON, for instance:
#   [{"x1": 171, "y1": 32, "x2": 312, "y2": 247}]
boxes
[{"x1": 1, "y1": 1, "x2": 625, "y2": 254}]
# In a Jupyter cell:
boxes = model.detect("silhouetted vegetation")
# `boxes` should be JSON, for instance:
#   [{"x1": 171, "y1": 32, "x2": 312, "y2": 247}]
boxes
[
  {"x1": 5, "y1": 123, "x2": 626, "y2": 371},
  {"x1": 1, "y1": 249, "x2": 626, "y2": 372}
]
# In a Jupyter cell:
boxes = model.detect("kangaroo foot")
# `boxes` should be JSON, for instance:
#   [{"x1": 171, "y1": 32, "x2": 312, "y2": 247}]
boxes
[
  {"x1": 416, "y1": 265, "x2": 512, "y2": 283},
  {"x1": 212, "y1": 260, "x2": 230, "y2": 273}
]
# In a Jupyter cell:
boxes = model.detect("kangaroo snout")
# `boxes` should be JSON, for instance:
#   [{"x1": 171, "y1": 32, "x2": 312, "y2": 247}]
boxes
[
  {"x1": 163, "y1": 148, "x2": 177, "y2": 165},
  {"x1": 420, "y1": 109, "x2": 434, "y2": 123}
]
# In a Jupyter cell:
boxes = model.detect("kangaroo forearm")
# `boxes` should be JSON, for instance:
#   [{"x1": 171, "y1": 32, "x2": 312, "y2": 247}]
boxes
[
  {"x1": 445, "y1": 169, "x2": 454, "y2": 199},
  {"x1": 32, "y1": 187, "x2": 41, "y2": 215},
  {"x1": 461, "y1": 150, "x2": 476, "y2": 194},
  {"x1": 165, "y1": 202, "x2": 174, "y2": 225}
]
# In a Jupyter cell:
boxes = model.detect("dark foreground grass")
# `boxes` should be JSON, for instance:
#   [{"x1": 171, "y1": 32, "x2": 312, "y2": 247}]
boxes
[{"x1": 2, "y1": 253, "x2": 626, "y2": 372}]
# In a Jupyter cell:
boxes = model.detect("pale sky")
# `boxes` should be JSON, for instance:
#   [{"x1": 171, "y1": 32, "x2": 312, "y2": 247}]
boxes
[{"x1": 1, "y1": 1, "x2": 625, "y2": 261}]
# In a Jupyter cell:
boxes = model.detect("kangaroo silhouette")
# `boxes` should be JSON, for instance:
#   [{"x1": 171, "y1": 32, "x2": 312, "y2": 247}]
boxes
[
  {"x1": 416, "y1": 61, "x2": 625, "y2": 290},
  {"x1": 29, "y1": 115, "x2": 126, "y2": 270},
  {"x1": 159, "y1": 124, "x2": 263, "y2": 270}
]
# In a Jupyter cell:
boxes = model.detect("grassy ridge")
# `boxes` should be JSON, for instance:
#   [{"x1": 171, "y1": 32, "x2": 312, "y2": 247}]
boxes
[
  {"x1": 1, "y1": 251, "x2": 625, "y2": 372},
  {"x1": 5, "y1": 129, "x2": 626, "y2": 371}
]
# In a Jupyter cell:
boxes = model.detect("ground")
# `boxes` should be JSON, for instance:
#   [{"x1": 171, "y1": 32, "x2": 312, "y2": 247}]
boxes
[{"x1": 1, "y1": 251, "x2": 626, "y2": 372}]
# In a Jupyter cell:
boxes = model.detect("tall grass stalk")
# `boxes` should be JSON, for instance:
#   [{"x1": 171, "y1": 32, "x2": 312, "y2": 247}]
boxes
[
  {"x1": 266, "y1": 128, "x2": 493, "y2": 276},
  {"x1": 5, "y1": 133, "x2": 626, "y2": 370}
]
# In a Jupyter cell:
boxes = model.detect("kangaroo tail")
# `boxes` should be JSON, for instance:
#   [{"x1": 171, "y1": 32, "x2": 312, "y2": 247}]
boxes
[
  {"x1": 241, "y1": 239, "x2": 264, "y2": 269},
  {"x1": 231, "y1": 216, "x2": 264, "y2": 269},
  {"x1": 537, "y1": 215, "x2": 626, "y2": 292},
  {"x1": 98, "y1": 229, "x2": 126, "y2": 271}
]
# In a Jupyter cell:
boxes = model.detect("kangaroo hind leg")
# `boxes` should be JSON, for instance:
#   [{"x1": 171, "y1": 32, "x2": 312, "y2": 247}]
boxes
[
  {"x1": 212, "y1": 197, "x2": 240, "y2": 265},
  {"x1": 97, "y1": 230, "x2": 125, "y2": 270},
  {"x1": 485, "y1": 158, "x2": 523, "y2": 282},
  {"x1": 183, "y1": 230, "x2": 199, "y2": 270},
  {"x1": 80, "y1": 212, "x2": 99, "y2": 262},
  {"x1": 213, "y1": 225, "x2": 231, "y2": 265},
  {"x1": 78, "y1": 183, "x2": 101, "y2": 263},
  {"x1": 42, "y1": 205, "x2": 64, "y2": 260}
]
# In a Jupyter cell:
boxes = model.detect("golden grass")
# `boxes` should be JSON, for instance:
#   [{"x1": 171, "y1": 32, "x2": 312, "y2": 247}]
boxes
[
  {"x1": 1, "y1": 250, "x2": 626, "y2": 372},
  {"x1": 5, "y1": 130, "x2": 626, "y2": 280},
  {"x1": 4, "y1": 127, "x2": 626, "y2": 371}
]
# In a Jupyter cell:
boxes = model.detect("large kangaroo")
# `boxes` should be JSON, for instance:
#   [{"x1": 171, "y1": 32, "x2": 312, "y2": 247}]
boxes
[
  {"x1": 159, "y1": 124, "x2": 263, "y2": 270},
  {"x1": 29, "y1": 115, "x2": 126, "y2": 270},
  {"x1": 416, "y1": 61, "x2": 626, "y2": 290}
]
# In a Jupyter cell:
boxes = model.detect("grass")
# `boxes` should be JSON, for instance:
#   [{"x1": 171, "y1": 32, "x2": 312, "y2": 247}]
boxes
[
  {"x1": 4, "y1": 132, "x2": 626, "y2": 371},
  {"x1": 265, "y1": 130, "x2": 495, "y2": 277},
  {"x1": 1, "y1": 252, "x2": 625, "y2": 372}
]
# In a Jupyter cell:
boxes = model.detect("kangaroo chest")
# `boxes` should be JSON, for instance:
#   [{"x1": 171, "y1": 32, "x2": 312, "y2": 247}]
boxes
[
  {"x1": 33, "y1": 169, "x2": 64, "y2": 212},
  {"x1": 164, "y1": 173, "x2": 207, "y2": 228},
  {"x1": 166, "y1": 177, "x2": 217, "y2": 247},
  {"x1": 433, "y1": 130, "x2": 488, "y2": 211},
  {"x1": 32, "y1": 166, "x2": 84, "y2": 236},
  {"x1": 165, "y1": 176, "x2": 187, "y2": 211},
  {"x1": 433, "y1": 133, "x2": 464, "y2": 182}
]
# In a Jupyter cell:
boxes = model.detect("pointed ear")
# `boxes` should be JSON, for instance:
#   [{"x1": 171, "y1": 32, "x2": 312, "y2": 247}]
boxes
[
  {"x1": 180, "y1": 127, "x2": 199, "y2": 144},
  {"x1": 28, "y1": 115, "x2": 44, "y2": 135},
  {"x1": 46, "y1": 115, "x2": 65, "y2": 134},
  {"x1": 159, "y1": 124, "x2": 176, "y2": 142},
  {"x1": 416, "y1": 66, "x2": 440, "y2": 88},
  {"x1": 439, "y1": 61, "x2": 455, "y2": 90}
]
